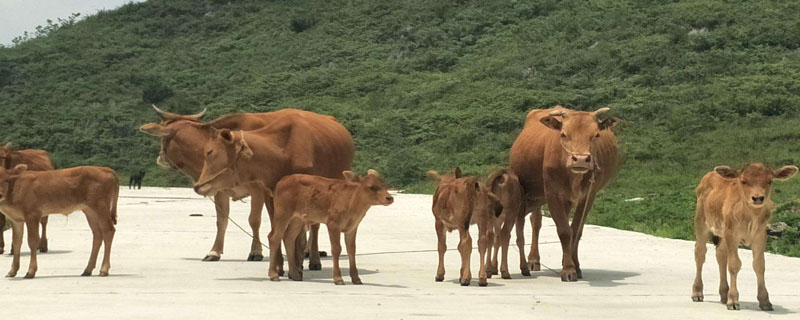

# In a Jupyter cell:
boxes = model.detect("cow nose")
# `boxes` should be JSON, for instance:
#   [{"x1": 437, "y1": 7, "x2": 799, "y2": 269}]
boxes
[
  {"x1": 385, "y1": 196, "x2": 394, "y2": 203},
  {"x1": 573, "y1": 154, "x2": 591, "y2": 163},
  {"x1": 752, "y1": 196, "x2": 765, "y2": 204},
  {"x1": 193, "y1": 185, "x2": 202, "y2": 193}
]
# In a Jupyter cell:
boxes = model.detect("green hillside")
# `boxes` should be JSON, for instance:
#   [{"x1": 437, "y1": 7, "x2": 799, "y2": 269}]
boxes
[{"x1": 2, "y1": 0, "x2": 800, "y2": 256}]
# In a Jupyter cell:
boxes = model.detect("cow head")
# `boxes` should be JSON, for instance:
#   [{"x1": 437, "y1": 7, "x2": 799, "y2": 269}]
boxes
[
  {"x1": 0, "y1": 143, "x2": 11, "y2": 168},
  {"x1": 139, "y1": 105, "x2": 210, "y2": 177},
  {"x1": 540, "y1": 106, "x2": 617, "y2": 174},
  {"x1": 475, "y1": 180, "x2": 504, "y2": 218},
  {"x1": 343, "y1": 169, "x2": 394, "y2": 206},
  {"x1": 0, "y1": 164, "x2": 27, "y2": 202},
  {"x1": 714, "y1": 163, "x2": 798, "y2": 209},
  {"x1": 193, "y1": 128, "x2": 253, "y2": 196}
]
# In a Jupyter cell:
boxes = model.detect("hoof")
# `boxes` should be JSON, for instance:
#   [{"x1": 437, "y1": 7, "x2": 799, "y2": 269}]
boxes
[
  {"x1": 0, "y1": 248, "x2": 4, "y2": 254},
  {"x1": 576, "y1": 269, "x2": 583, "y2": 279},
  {"x1": 81, "y1": 270, "x2": 92, "y2": 277},
  {"x1": 5, "y1": 271, "x2": 15, "y2": 278},
  {"x1": 691, "y1": 295, "x2": 703, "y2": 302},
  {"x1": 352, "y1": 278, "x2": 363, "y2": 285},
  {"x1": 560, "y1": 270, "x2": 578, "y2": 282},
  {"x1": 530, "y1": 262, "x2": 541, "y2": 272},
  {"x1": 24, "y1": 272, "x2": 35, "y2": 279},
  {"x1": 319, "y1": 251, "x2": 328, "y2": 257},
  {"x1": 435, "y1": 275, "x2": 444, "y2": 282},
  {"x1": 727, "y1": 303, "x2": 739, "y2": 310},
  {"x1": 38, "y1": 240, "x2": 48, "y2": 253},
  {"x1": 99, "y1": 271, "x2": 109, "y2": 277},
  {"x1": 760, "y1": 303, "x2": 773, "y2": 311},
  {"x1": 278, "y1": 268, "x2": 285, "y2": 276},
  {"x1": 202, "y1": 255, "x2": 221, "y2": 262},
  {"x1": 269, "y1": 277, "x2": 280, "y2": 282},
  {"x1": 478, "y1": 279, "x2": 488, "y2": 287},
  {"x1": 460, "y1": 280, "x2": 470, "y2": 286},
  {"x1": 288, "y1": 272, "x2": 303, "y2": 281},
  {"x1": 486, "y1": 272, "x2": 492, "y2": 279},
  {"x1": 521, "y1": 268, "x2": 531, "y2": 277},
  {"x1": 334, "y1": 279, "x2": 344, "y2": 285},
  {"x1": 501, "y1": 271, "x2": 511, "y2": 279},
  {"x1": 247, "y1": 254, "x2": 264, "y2": 261},
  {"x1": 308, "y1": 263, "x2": 322, "y2": 271}
]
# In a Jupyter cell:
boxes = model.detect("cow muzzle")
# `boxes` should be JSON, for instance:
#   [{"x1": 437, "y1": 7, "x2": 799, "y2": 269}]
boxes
[
  {"x1": 751, "y1": 196, "x2": 766, "y2": 207},
  {"x1": 567, "y1": 154, "x2": 592, "y2": 174},
  {"x1": 193, "y1": 183, "x2": 215, "y2": 196}
]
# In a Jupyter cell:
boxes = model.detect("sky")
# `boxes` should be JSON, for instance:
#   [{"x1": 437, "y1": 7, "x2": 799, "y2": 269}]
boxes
[{"x1": 0, "y1": 0, "x2": 146, "y2": 45}]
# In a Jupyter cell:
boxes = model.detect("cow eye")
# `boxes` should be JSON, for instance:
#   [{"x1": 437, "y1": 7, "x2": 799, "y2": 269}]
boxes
[
  {"x1": 370, "y1": 186, "x2": 380, "y2": 191},
  {"x1": 741, "y1": 180, "x2": 747, "y2": 185},
  {"x1": 560, "y1": 133, "x2": 566, "y2": 139},
  {"x1": 595, "y1": 133, "x2": 600, "y2": 138}
]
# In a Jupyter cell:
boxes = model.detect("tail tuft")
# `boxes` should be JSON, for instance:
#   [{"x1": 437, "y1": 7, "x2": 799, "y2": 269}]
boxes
[{"x1": 711, "y1": 235, "x2": 720, "y2": 247}]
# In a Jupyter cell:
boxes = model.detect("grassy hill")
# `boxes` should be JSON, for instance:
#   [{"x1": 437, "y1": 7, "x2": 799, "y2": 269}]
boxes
[{"x1": 2, "y1": 0, "x2": 800, "y2": 256}]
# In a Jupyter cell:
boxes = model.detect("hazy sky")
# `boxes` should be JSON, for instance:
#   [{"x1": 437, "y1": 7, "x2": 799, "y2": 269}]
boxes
[{"x1": 0, "y1": 0, "x2": 146, "y2": 45}]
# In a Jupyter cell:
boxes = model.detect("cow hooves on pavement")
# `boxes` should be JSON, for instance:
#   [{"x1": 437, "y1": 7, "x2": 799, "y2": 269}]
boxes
[
  {"x1": 278, "y1": 269, "x2": 285, "y2": 276},
  {"x1": 727, "y1": 303, "x2": 740, "y2": 311},
  {"x1": 460, "y1": 281, "x2": 470, "y2": 286},
  {"x1": 247, "y1": 254, "x2": 264, "y2": 261},
  {"x1": 38, "y1": 241, "x2": 48, "y2": 253},
  {"x1": 478, "y1": 279, "x2": 488, "y2": 287},
  {"x1": 435, "y1": 275, "x2": 444, "y2": 282},
  {"x1": 334, "y1": 280, "x2": 345, "y2": 285},
  {"x1": 308, "y1": 263, "x2": 322, "y2": 271},
  {"x1": 521, "y1": 269, "x2": 531, "y2": 277},
  {"x1": 289, "y1": 273, "x2": 303, "y2": 281},
  {"x1": 691, "y1": 296, "x2": 703, "y2": 302},
  {"x1": 23, "y1": 273, "x2": 35, "y2": 279},
  {"x1": 269, "y1": 277, "x2": 280, "y2": 282},
  {"x1": 560, "y1": 271, "x2": 578, "y2": 282},
  {"x1": 81, "y1": 270, "x2": 92, "y2": 277},
  {"x1": 5, "y1": 272, "x2": 15, "y2": 278},
  {"x1": 501, "y1": 271, "x2": 511, "y2": 279},
  {"x1": 319, "y1": 251, "x2": 328, "y2": 257},
  {"x1": 202, "y1": 255, "x2": 221, "y2": 262},
  {"x1": 0, "y1": 248, "x2": 4, "y2": 254},
  {"x1": 760, "y1": 303, "x2": 773, "y2": 311},
  {"x1": 530, "y1": 263, "x2": 541, "y2": 272},
  {"x1": 352, "y1": 278, "x2": 363, "y2": 285},
  {"x1": 99, "y1": 271, "x2": 109, "y2": 277}
]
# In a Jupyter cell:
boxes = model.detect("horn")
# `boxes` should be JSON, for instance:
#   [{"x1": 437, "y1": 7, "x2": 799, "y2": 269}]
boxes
[
  {"x1": 152, "y1": 104, "x2": 169, "y2": 118},
  {"x1": 549, "y1": 109, "x2": 566, "y2": 117},
  {"x1": 186, "y1": 108, "x2": 207, "y2": 121},
  {"x1": 593, "y1": 107, "x2": 611, "y2": 116}
]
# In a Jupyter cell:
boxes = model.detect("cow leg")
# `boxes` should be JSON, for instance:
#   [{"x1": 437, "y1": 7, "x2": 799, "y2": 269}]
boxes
[
  {"x1": 0, "y1": 213, "x2": 5, "y2": 254},
  {"x1": 571, "y1": 194, "x2": 596, "y2": 280},
  {"x1": 246, "y1": 192, "x2": 265, "y2": 261},
  {"x1": 488, "y1": 218, "x2": 501, "y2": 276},
  {"x1": 98, "y1": 211, "x2": 115, "y2": 277},
  {"x1": 547, "y1": 197, "x2": 577, "y2": 282},
  {"x1": 24, "y1": 215, "x2": 41, "y2": 278},
  {"x1": 724, "y1": 233, "x2": 741, "y2": 310},
  {"x1": 129, "y1": 176, "x2": 133, "y2": 189},
  {"x1": 713, "y1": 236, "x2": 728, "y2": 304},
  {"x1": 457, "y1": 226, "x2": 472, "y2": 286},
  {"x1": 692, "y1": 204, "x2": 708, "y2": 302},
  {"x1": 283, "y1": 219, "x2": 305, "y2": 281},
  {"x1": 328, "y1": 226, "x2": 344, "y2": 285},
  {"x1": 477, "y1": 223, "x2": 490, "y2": 287},
  {"x1": 268, "y1": 209, "x2": 290, "y2": 281},
  {"x1": 307, "y1": 223, "x2": 322, "y2": 271},
  {"x1": 6, "y1": 221, "x2": 22, "y2": 277},
  {"x1": 38, "y1": 216, "x2": 48, "y2": 253},
  {"x1": 344, "y1": 229, "x2": 361, "y2": 285},
  {"x1": 499, "y1": 216, "x2": 514, "y2": 279},
  {"x1": 514, "y1": 213, "x2": 530, "y2": 276},
  {"x1": 264, "y1": 193, "x2": 284, "y2": 274},
  {"x1": 204, "y1": 194, "x2": 230, "y2": 261},
  {"x1": 752, "y1": 231, "x2": 772, "y2": 311},
  {"x1": 82, "y1": 214, "x2": 102, "y2": 276},
  {"x1": 527, "y1": 206, "x2": 543, "y2": 272},
  {"x1": 435, "y1": 219, "x2": 447, "y2": 282}
]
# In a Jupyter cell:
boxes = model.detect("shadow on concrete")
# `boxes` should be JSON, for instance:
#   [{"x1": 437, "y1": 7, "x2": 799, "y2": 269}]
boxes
[
  {"x1": 709, "y1": 301, "x2": 795, "y2": 315},
  {"x1": 181, "y1": 257, "x2": 267, "y2": 263},
  {"x1": 444, "y1": 278, "x2": 506, "y2": 287},
  {"x1": 534, "y1": 267, "x2": 640, "y2": 287},
  {"x1": 8, "y1": 273, "x2": 141, "y2": 280},
  {"x1": 3, "y1": 250, "x2": 73, "y2": 257}
]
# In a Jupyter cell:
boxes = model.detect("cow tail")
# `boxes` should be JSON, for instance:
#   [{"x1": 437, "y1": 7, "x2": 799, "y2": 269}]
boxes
[
  {"x1": 711, "y1": 235, "x2": 720, "y2": 247},
  {"x1": 110, "y1": 171, "x2": 120, "y2": 225}
]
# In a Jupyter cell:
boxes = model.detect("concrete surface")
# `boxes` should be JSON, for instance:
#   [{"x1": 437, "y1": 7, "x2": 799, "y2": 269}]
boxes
[{"x1": 2, "y1": 187, "x2": 798, "y2": 319}]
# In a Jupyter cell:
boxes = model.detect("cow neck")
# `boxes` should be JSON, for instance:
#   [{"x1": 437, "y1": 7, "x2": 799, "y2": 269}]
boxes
[{"x1": 231, "y1": 130, "x2": 289, "y2": 188}]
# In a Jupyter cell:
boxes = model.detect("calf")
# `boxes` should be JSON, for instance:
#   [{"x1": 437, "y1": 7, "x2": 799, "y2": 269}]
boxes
[
  {"x1": 268, "y1": 170, "x2": 393, "y2": 285},
  {"x1": 0, "y1": 165, "x2": 119, "y2": 278},
  {"x1": 429, "y1": 167, "x2": 503, "y2": 286},
  {"x1": 692, "y1": 163, "x2": 798, "y2": 311},
  {"x1": 485, "y1": 169, "x2": 527, "y2": 279},
  {"x1": 129, "y1": 169, "x2": 145, "y2": 190}
]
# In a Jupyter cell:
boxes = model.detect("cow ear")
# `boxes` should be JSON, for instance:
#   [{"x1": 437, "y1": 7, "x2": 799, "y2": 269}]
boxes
[
  {"x1": 219, "y1": 129, "x2": 235, "y2": 144},
  {"x1": 139, "y1": 123, "x2": 171, "y2": 136},
  {"x1": 343, "y1": 171, "x2": 359, "y2": 183},
  {"x1": 598, "y1": 117, "x2": 618, "y2": 130},
  {"x1": 474, "y1": 181, "x2": 481, "y2": 191},
  {"x1": 454, "y1": 167, "x2": 462, "y2": 178},
  {"x1": 774, "y1": 165, "x2": 799, "y2": 181},
  {"x1": 367, "y1": 169, "x2": 380, "y2": 177},
  {"x1": 540, "y1": 116, "x2": 562, "y2": 130},
  {"x1": 426, "y1": 170, "x2": 441, "y2": 182},
  {"x1": 714, "y1": 166, "x2": 738, "y2": 179},
  {"x1": 10, "y1": 164, "x2": 27, "y2": 175}
]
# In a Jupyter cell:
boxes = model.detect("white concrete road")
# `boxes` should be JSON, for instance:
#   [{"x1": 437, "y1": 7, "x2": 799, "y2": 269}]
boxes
[{"x1": 2, "y1": 187, "x2": 798, "y2": 319}]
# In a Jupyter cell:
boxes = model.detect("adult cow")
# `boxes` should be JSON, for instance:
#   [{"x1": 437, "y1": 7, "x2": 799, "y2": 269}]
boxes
[
  {"x1": 0, "y1": 143, "x2": 54, "y2": 254},
  {"x1": 140, "y1": 106, "x2": 353, "y2": 269},
  {"x1": 509, "y1": 106, "x2": 619, "y2": 281}
]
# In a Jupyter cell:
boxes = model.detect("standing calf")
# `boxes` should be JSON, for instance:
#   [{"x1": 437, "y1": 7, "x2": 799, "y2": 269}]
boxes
[
  {"x1": 0, "y1": 165, "x2": 119, "y2": 278},
  {"x1": 268, "y1": 170, "x2": 393, "y2": 285},
  {"x1": 429, "y1": 168, "x2": 503, "y2": 286},
  {"x1": 485, "y1": 169, "x2": 527, "y2": 279},
  {"x1": 692, "y1": 163, "x2": 797, "y2": 311}
]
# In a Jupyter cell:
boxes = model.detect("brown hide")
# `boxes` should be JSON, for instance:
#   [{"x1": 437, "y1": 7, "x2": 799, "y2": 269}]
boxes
[
  {"x1": 509, "y1": 106, "x2": 619, "y2": 281},
  {"x1": 0, "y1": 165, "x2": 119, "y2": 278},
  {"x1": 0, "y1": 146, "x2": 54, "y2": 254},
  {"x1": 485, "y1": 169, "x2": 527, "y2": 279}
]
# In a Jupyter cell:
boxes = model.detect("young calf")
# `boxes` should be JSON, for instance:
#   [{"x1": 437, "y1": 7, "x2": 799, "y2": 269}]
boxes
[
  {"x1": 692, "y1": 163, "x2": 798, "y2": 311},
  {"x1": 268, "y1": 170, "x2": 394, "y2": 285},
  {"x1": 485, "y1": 169, "x2": 527, "y2": 279},
  {"x1": 0, "y1": 165, "x2": 119, "y2": 278},
  {"x1": 429, "y1": 167, "x2": 503, "y2": 286}
]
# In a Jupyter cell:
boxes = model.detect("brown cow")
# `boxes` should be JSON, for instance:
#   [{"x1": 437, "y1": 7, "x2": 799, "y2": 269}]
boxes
[
  {"x1": 267, "y1": 170, "x2": 393, "y2": 285},
  {"x1": 509, "y1": 106, "x2": 619, "y2": 281},
  {"x1": 140, "y1": 106, "x2": 353, "y2": 269},
  {"x1": 0, "y1": 143, "x2": 54, "y2": 254},
  {"x1": 0, "y1": 165, "x2": 118, "y2": 278},
  {"x1": 692, "y1": 164, "x2": 797, "y2": 311},
  {"x1": 485, "y1": 169, "x2": 527, "y2": 279},
  {"x1": 429, "y1": 168, "x2": 503, "y2": 286}
]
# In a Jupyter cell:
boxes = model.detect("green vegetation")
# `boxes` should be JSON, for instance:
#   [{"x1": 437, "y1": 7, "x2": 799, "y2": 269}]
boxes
[{"x1": 2, "y1": 0, "x2": 800, "y2": 255}]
